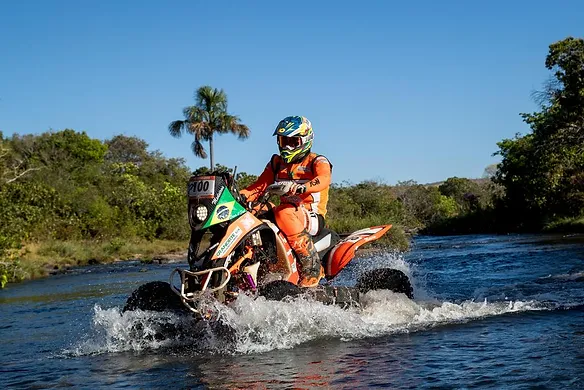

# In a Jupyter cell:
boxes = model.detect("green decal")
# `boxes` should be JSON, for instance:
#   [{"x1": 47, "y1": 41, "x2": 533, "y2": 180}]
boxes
[{"x1": 203, "y1": 188, "x2": 247, "y2": 228}]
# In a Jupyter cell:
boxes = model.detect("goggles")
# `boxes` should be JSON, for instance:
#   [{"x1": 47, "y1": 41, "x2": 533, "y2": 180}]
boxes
[{"x1": 278, "y1": 136, "x2": 302, "y2": 149}]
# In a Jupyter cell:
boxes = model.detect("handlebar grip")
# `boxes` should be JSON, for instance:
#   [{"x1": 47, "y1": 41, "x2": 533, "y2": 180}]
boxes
[{"x1": 295, "y1": 185, "x2": 307, "y2": 194}]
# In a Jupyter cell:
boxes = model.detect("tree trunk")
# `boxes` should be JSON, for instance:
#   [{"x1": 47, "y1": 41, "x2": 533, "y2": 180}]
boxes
[{"x1": 209, "y1": 134, "x2": 214, "y2": 170}]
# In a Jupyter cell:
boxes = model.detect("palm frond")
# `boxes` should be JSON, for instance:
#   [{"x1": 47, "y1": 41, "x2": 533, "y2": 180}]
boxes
[
  {"x1": 216, "y1": 114, "x2": 250, "y2": 139},
  {"x1": 197, "y1": 86, "x2": 228, "y2": 116},
  {"x1": 168, "y1": 120, "x2": 186, "y2": 138},
  {"x1": 183, "y1": 106, "x2": 208, "y2": 122},
  {"x1": 191, "y1": 139, "x2": 207, "y2": 159},
  {"x1": 234, "y1": 124, "x2": 251, "y2": 139},
  {"x1": 188, "y1": 121, "x2": 212, "y2": 139}
]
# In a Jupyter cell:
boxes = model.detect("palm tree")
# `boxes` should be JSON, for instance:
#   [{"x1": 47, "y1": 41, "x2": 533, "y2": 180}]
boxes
[{"x1": 169, "y1": 86, "x2": 250, "y2": 169}]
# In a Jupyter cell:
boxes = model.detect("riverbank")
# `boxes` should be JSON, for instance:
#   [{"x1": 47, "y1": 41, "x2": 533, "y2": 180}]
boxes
[
  {"x1": 1, "y1": 224, "x2": 412, "y2": 287},
  {"x1": 421, "y1": 212, "x2": 584, "y2": 236},
  {"x1": 543, "y1": 216, "x2": 584, "y2": 233},
  {"x1": 2, "y1": 238, "x2": 188, "y2": 286}
]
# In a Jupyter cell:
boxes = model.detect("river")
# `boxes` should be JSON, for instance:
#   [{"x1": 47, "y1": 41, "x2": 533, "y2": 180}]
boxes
[{"x1": 1, "y1": 234, "x2": 583, "y2": 389}]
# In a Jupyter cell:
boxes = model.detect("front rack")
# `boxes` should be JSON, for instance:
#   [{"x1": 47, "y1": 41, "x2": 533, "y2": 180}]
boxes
[{"x1": 169, "y1": 267, "x2": 231, "y2": 313}]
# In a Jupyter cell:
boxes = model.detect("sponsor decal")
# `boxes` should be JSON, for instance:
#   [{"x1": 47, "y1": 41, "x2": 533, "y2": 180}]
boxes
[
  {"x1": 215, "y1": 226, "x2": 242, "y2": 258},
  {"x1": 211, "y1": 187, "x2": 224, "y2": 205},
  {"x1": 239, "y1": 213, "x2": 256, "y2": 230}
]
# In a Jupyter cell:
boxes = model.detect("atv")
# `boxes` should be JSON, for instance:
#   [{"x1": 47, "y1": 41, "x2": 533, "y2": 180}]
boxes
[{"x1": 124, "y1": 171, "x2": 413, "y2": 315}]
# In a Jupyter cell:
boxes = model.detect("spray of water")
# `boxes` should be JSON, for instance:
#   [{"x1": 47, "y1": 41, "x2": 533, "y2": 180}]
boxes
[{"x1": 67, "y1": 251, "x2": 547, "y2": 357}]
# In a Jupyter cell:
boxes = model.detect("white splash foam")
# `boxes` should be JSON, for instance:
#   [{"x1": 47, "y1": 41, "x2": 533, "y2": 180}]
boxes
[
  {"x1": 66, "y1": 250, "x2": 548, "y2": 357},
  {"x1": 65, "y1": 306, "x2": 197, "y2": 356},
  {"x1": 68, "y1": 290, "x2": 545, "y2": 357},
  {"x1": 219, "y1": 290, "x2": 543, "y2": 354}
]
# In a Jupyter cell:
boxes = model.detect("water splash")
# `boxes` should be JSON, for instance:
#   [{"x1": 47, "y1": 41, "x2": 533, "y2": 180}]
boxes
[
  {"x1": 65, "y1": 250, "x2": 568, "y2": 357},
  {"x1": 67, "y1": 289, "x2": 544, "y2": 357}
]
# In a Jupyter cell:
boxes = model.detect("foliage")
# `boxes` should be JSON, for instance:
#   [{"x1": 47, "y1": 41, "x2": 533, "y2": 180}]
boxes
[
  {"x1": 438, "y1": 177, "x2": 495, "y2": 213},
  {"x1": 0, "y1": 130, "x2": 193, "y2": 286},
  {"x1": 493, "y1": 37, "x2": 584, "y2": 229},
  {"x1": 169, "y1": 85, "x2": 250, "y2": 169},
  {"x1": 482, "y1": 164, "x2": 498, "y2": 179},
  {"x1": 191, "y1": 163, "x2": 258, "y2": 191},
  {"x1": 543, "y1": 216, "x2": 584, "y2": 233}
]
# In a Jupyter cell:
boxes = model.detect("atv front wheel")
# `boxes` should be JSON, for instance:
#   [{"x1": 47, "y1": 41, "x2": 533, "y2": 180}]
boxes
[
  {"x1": 356, "y1": 268, "x2": 414, "y2": 299},
  {"x1": 123, "y1": 281, "x2": 187, "y2": 313}
]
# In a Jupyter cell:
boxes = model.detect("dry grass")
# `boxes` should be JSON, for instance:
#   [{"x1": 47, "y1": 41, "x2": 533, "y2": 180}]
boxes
[{"x1": 15, "y1": 238, "x2": 188, "y2": 281}]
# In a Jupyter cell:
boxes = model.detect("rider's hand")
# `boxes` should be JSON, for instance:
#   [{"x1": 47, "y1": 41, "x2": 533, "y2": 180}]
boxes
[{"x1": 287, "y1": 183, "x2": 306, "y2": 195}]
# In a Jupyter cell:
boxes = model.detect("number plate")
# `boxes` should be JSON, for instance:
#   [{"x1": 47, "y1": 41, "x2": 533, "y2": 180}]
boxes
[{"x1": 188, "y1": 177, "x2": 215, "y2": 198}]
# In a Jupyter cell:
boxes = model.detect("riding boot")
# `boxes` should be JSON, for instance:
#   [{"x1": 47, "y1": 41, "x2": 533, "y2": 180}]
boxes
[{"x1": 287, "y1": 230, "x2": 323, "y2": 288}]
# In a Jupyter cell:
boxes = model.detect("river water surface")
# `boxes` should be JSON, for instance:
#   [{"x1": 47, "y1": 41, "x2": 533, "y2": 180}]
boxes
[{"x1": 1, "y1": 234, "x2": 583, "y2": 389}]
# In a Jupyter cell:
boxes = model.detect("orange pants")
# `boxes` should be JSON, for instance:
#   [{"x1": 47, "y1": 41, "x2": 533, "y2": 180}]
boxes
[
  {"x1": 272, "y1": 203, "x2": 324, "y2": 286},
  {"x1": 273, "y1": 203, "x2": 321, "y2": 237}
]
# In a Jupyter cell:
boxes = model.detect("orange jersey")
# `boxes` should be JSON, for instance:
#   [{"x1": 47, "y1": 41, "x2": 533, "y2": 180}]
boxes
[{"x1": 241, "y1": 153, "x2": 332, "y2": 217}]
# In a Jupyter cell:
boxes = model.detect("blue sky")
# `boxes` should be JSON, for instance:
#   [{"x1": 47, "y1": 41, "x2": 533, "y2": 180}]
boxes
[{"x1": 1, "y1": 1, "x2": 583, "y2": 185}]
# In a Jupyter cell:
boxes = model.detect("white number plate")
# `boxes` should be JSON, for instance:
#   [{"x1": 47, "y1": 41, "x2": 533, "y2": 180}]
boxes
[{"x1": 188, "y1": 178, "x2": 215, "y2": 198}]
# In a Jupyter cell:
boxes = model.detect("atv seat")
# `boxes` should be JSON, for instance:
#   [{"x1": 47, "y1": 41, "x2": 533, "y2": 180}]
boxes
[{"x1": 313, "y1": 227, "x2": 340, "y2": 262}]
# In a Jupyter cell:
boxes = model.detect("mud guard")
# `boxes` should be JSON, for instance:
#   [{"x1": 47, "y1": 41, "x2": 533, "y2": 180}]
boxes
[{"x1": 325, "y1": 225, "x2": 392, "y2": 279}]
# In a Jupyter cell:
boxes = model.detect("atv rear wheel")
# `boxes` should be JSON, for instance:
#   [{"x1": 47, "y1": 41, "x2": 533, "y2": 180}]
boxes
[
  {"x1": 259, "y1": 280, "x2": 302, "y2": 301},
  {"x1": 356, "y1": 268, "x2": 414, "y2": 299},
  {"x1": 123, "y1": 281, "x2": 187, "y2": 313}
]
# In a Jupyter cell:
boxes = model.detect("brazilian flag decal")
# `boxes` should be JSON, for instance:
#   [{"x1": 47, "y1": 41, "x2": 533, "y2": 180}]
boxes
[{"x1": 203, "y1": 188, "x2": 247, "y2": 228}]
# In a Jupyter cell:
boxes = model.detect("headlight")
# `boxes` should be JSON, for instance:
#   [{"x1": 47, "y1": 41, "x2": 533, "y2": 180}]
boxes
[{"x1": 195, "y1": 205, "x2": 208, "y2": 222}]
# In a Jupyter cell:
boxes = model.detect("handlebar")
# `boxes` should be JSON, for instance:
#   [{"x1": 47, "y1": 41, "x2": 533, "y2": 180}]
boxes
[
  {"x1": 265, "y1": 182, "x2": 306, "y2": 196},
  {"x1": 240, "y1": 182, "x2": 306, "y2": 214}
]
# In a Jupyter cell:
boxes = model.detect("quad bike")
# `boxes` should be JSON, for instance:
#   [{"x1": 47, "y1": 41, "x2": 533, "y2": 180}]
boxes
[{"x1": 124, "y1": 171, "x2": 413, "y2": 315}]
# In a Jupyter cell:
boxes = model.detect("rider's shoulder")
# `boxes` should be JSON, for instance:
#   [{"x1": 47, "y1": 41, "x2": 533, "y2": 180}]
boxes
[
  {"x1": 269, "y1": 154, "x2": 282, "y2": 166},
  {"x1": 310, "y1": 153, "x2": 331, "y2": 166}
]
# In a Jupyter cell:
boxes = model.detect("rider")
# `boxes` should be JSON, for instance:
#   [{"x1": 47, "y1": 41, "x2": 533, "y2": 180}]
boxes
[{"x1": 239, "y1": 116, "x2": 332, "y2": 288}]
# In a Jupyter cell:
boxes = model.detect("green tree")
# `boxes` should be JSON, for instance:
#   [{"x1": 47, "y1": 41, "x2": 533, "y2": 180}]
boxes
[
  {"x1": 169, "y1": 86, "x2": 250, "y2": 169},
  {"x1": 105, "y1": 134, "x2": 149, "y2": 164},
  {"x1": 395, "y1": 182, "x2": 454, "y2": 226},
  {"x1": 0, "y1": 132, "x2": 43, "y2": 186},
  {"x1": 494, "y1": 37, "x2": 584, "y2": 226},
  {"x1": 438, "y1": 177, "x2": 485, "y2": 213}
]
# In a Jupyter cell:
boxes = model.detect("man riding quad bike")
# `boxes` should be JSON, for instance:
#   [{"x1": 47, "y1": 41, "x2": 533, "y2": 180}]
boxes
[{"x1": 124, "y1": 116, "x2": 413, "y2": 316}]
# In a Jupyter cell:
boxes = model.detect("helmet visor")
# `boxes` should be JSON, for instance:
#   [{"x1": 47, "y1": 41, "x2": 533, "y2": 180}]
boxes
[{"x1": 278, "y1": 136, "x2": 302, "y2": 149}]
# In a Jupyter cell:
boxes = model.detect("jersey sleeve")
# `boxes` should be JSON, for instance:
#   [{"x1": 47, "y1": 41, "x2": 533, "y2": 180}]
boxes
[
  {"x1": 305, "y1": 156, "x2": 331, "y2": 193},
  {"x1": 239, "y1": 159, "x2": 276, "y2": 202}
]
